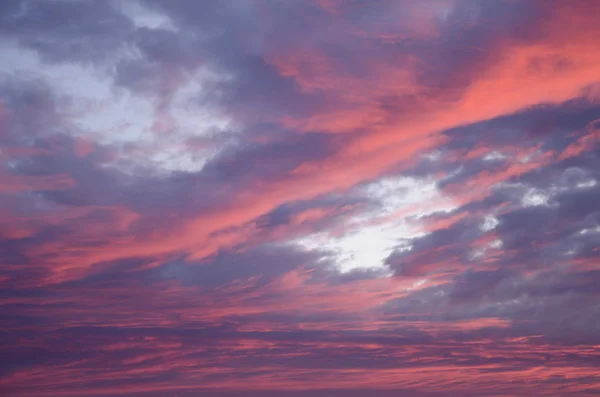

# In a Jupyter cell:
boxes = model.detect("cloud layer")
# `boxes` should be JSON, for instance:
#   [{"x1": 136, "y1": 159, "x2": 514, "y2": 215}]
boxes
[{"x1": 1, "y1": 1, "x2": 599, "y2": 396}]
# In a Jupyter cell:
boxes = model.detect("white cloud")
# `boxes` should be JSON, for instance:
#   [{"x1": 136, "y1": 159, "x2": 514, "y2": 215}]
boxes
[
  {"x1": 483, "y1": 151, "x2": 506, "y2": 161},
  {"x1": 296, "y1": 176, "x2": 456, "y2": 273},
  {"x1": 0, "y1": 38, "x2": 232, "y2": 175},
  {"x1": 521, "y1": 188, "x2": 550, "y2": 207},
  {"x1": 481, "y1": 215, "x2": 499, "y2": 232},
  {"x1": 118, "y1": 0, "x2": 178, "y2": 31}
]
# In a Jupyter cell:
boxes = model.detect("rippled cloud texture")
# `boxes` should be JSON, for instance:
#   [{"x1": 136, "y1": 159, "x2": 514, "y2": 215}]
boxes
[{"x1": 1, "y1": 1, "x2": 600, "y2": 396}]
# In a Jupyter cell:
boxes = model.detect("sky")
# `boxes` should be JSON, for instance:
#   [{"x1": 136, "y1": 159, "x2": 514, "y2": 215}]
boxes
[{"x1": 0, "y1": 0, "x2": 599, "y2": 396}]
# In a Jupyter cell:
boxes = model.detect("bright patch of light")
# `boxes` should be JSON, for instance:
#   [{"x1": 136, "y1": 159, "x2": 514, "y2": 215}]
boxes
[
  {"x1": 576, "y1": 179, "x2": 597, "y2": 188},
  {"x1": 406, "y1": 278, "x2": 428, "y2": 291},
  {"x1": 295, "y1": 176, "x2": 457, "y2": 273},
  {"x1": 470, "y1": 239, "x2": 502, "y2": 261},
  {"x1": 483, "y1": 151, "x2": 506, "y2": 161},
  {"x1": 578, "y1": 226, "x2": 600, "y2": 235},
  {"x1": 522, "y1": 189, "x2": 549, "y2": 207},
  {"x1": 297, "y1": 224, "x2": 410, "y2": 274},
  {"x1": 489, "y1": 239, "x2": 503, "y2": 249},
  {"x1": 481, "y1": 215, "x2": 499, "y2": 232}
]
